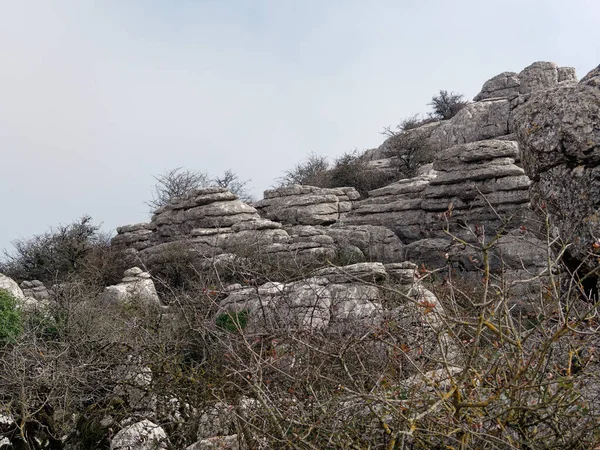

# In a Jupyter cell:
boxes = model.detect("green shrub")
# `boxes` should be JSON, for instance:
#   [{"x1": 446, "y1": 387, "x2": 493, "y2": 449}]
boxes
[
  {"x1": 0, "y1": 289, "x2": 23, "y2": 343},
  {"x1": 216, "y1": 310, "x2": 249, "y2": 332}
]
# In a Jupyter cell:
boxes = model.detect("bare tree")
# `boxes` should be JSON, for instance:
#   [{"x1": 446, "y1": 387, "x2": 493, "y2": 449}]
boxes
[
  {"x1": 0, "y1": 216, "x2": 108, "y2": 284},
  {"x1": 147, "y1": 167, "x2": 211, "y2": 211},
  {"x1": 428, "y1": 90, "x2": 467, "y2": 120}
]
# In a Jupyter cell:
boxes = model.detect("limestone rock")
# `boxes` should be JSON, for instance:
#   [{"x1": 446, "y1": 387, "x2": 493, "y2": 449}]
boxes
[
  {"x1": 100, "y1": 268, "x2": 160, "y2": 307},
  {"x1": 0, "y1": 273, "x2": 25, "y2": 300},
  {"x1": 196, "y1": 403, "x2": 236, "y2": 440},
  {"x1": 473, "y1": 72, "x2": 520, "y2": 101},
  {"x1": 255, "y1": 185, "x2": 359, "y2": 226},
  {"x1": 473, "y1": 61, "x2": 578, "y2": 101},
  {"x1": 429, "y1": 99, "x2": 510, "y2": 151},
  {"x1": 110, "y1": 420, "x2": 168, "y2": 450},
  {"x1": 112, "y1": 223, "x2": 155, "y2": 251},
  {"x1": 348, "y1": 140, "x2": 531, "y2": 249},
  {"x1": 320, "y1": 224, "x2": 404, "y2": 263},
  {"x1": 511, "y1": 64, "x2": 600, "y2": 280},
  {"x1": 220, "y1": 263, "x2": 389, "y2": 330},
  {"x1": 313, "y1": 262, "x2": 388, "y2": 283}
]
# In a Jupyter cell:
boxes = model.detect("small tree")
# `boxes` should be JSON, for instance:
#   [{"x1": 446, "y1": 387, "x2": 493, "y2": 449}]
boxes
[
  {"x1": 0, "y1": 216, "x2": 107, "y2": 284},
  {"x1": 428, "y1": 90, "x2": 467, "y2": 120},
  {"x1": 147, "y1": 167, "x2": 211, "y2": 210}
]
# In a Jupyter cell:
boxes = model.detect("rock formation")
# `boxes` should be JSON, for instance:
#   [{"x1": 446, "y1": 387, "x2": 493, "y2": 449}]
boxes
[
  {"x1": 255, "y1": 185, "x2": 360, "y2": 225},
  {"x1": 219, "y1": 261, "x2": 430, "y2": 332},
  {"x1": 19, "y1": 280, "x2": 52, "y2": 301},
  {"x1": 511, "y1": 64, "x2": 600, "y2": 293},
  {"x1": 0, "y1": 273, "x2": 25, "y2": 301},
  {"x1": 99, "y1": 267, "x2": 161, "y2": 307},
  {"x1": 474, "y1": 61, "x2": 577, "y2": 101},
  {"x1": 112, "y1": 187, "x2": 404, "y2": 267}
]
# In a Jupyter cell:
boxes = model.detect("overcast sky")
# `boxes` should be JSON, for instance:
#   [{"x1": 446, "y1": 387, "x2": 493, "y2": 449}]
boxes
[{"x1": 1, "y1": 1, "x2": 598, "y2": 253}]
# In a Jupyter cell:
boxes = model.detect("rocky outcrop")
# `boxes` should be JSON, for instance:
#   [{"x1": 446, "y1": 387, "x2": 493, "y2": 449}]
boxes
[
  {"x1": 421, "y1": 140, "x2": 531, "y2": 239},
  {"x1": 112, "y1": 223, "x2": 155, "y2": 251},
  {"x1": 255, "y1": 185, "x2": 360, "y2": 226},
  {"x1": 320, "y1": 224, "x2": 404, "y2": 263},
  {"x1": 348, "y1": 140, "x2": 531, "y2": 245},
  {"x1": 511, "y1": 64, "x2": 600, "y2": 290},
  {"x1": 219, "y1": 262, "x2": 428, "y2": 331},
  {"x1": 474, "y1": 61, "x2": 577, "y2": 101},
  {"x1": 114, "y1": 187, "x2": 404, "y2": 268},
  {"x1": 99, "y1": 267, "x2": 161, "y2": 307},
  {"x1": 345, "y1": 167, "x2": 437, "y2": 242},
  {"x1": 428, "y1": 99, "x2": 511, "y2": 151},
  {"x1": 110, "y1": 420, "x2": 168, "y2": 450},
  {"x1": 187, "y1": 435, "x2": 239, "y2": 450}
]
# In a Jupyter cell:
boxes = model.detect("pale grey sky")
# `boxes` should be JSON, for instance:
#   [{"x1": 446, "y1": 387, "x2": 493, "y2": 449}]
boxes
[{"x1": 1, "y1": 0, "x2": 598, "y2": 253}]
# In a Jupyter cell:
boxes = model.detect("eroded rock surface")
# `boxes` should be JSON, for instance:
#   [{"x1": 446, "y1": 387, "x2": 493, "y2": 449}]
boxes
[
  {"x1": 100, "y1": 267, "x2": 161, "y2": 307},
  {"x1": 511, "y1": 64, "x2": 600, "y2": 288},
  {"x1": 255, "y1": 185, "x2": 360, "y2": 226},
  {"x1": 474, "y1": 61, "x2": 577, "y2": 101}
]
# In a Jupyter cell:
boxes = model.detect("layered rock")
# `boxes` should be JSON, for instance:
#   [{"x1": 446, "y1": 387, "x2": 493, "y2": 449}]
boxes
[
  {"x1": 255, "y1": 185, "x2": 360, "y2": 226},
  {"x1": 348, "y1": 140, "x2": 535, "y2": 269},
  {"x1": 219, "y1": 262, "x2": 423, "y2": 331},
  {"x1": 99, "y1": 267, "x2": 161, "y2": 307},
  {"x1": 428, "y1": 99, "x2": 511, "y2": 151},
  {"x1": 363, "y1": 61, "x2": 577, "y2": 183},
  {"x1": 345, "y1": 166, "x2": 437, "y2": 242},
  {"x1": 474, "y1": 61, "x2": 577, "y2": 101},
  {"x1": 421, "y1": 139, "x2": 531, "y2": 238},
  {"x1": 511, "y1": 64, "x2": 600, "y2": 291},
  {"x1": 114, "y1": 187, "x2": 403, "y2": 268},
  {"x1": 112, "y1": 223, "x2": 155, "y2": 251}
]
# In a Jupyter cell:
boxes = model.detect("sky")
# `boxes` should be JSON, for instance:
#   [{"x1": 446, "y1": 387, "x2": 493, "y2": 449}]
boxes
[{"x1": 1, "y1": 0, "x2": 599, "y2": 253}]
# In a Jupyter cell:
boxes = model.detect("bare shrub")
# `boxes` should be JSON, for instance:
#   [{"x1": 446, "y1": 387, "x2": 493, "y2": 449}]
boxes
[
  {"x1": 329, "y1": 150, "x2": 393, "y2": 196},
  {"x1": 381, "y1": 131, "x2": 434, "y2": 179},
  {"x1": 0, "y1": 216, "x2": 110, "y2": 285},
  {"x1": 429, "y1": 89, "x2": 467, "y2": 120},
  {"x1": 148, "y1": 167, "x2": 253, "y2": 211},
  {"x1": 2, "y1": 202, "x2": 600, "y2": 449},
  {"x1": 382, "y1": 114, "x2": 439, "y2": 137},
  {"x1": 277, "y1": 153, "x2": 331, "y2": 187},
  {"x1": 212, "y1": 169, "x2": 254, "y2": 203},
  {"x1": 147, "y1": 167, "x2": 211, "y2": 211}
]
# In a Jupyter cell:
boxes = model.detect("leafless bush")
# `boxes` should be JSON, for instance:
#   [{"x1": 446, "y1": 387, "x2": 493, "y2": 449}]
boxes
[
  {"x1": 381, "y1": 114, "x2": 439, "y2": 137},
  {"x1": 147, "y1": 167, "x2": 211, "y2": 211},
  {"x1": 0, "y1": 216, "x2": 110, "y2": 285},
  {"x1": 429, "y1": 90, "x2": 467, "y2": 120},
  {"x1": 212, "y1": 169, "x2": 254, "y2": 203},
  {"x1": 147, "y1": 167, "x2": 253, "y2": 211},
  {"x1": 277, "y1": 153, "x2": 331, "y2": 188},
  {"x1": 278, "y1": 150, "x2": 391, "y2": 195}
]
